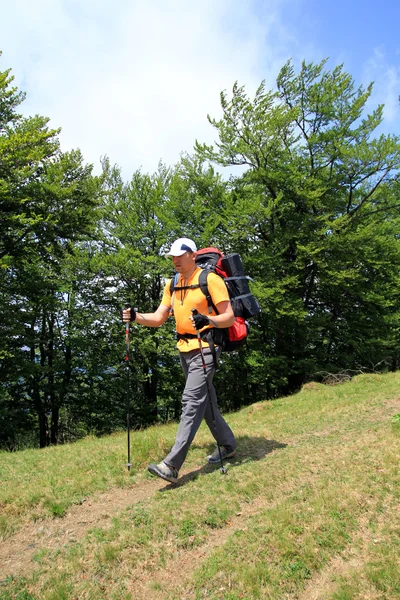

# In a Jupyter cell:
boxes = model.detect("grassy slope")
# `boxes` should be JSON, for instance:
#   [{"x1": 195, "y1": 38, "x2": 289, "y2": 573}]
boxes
[{"x1": 0, "y1": 372, "x2": 399, "y2": 599}]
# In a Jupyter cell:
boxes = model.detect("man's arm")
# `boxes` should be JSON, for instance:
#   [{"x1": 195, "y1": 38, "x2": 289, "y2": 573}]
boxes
[
  {"x1": 207, "y1": 273, "x2": 236, "y2": 328},
  {"x1": 207, "y1": 300, "x2": 235, "y2": 329},
  {"x1": 123, "y1": 304, "x2": 170, "y2": 327}
]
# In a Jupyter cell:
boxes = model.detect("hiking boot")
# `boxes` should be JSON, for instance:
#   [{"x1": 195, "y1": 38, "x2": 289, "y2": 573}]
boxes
[
  {"x1": 206, "y1": 446, "x2": 236, "y2": 464},
  {"x1": 148, "y1": 461, "x2": 179, "y2": 483}
]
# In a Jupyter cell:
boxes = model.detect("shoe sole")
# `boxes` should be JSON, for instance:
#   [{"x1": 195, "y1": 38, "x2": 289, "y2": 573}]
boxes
[
  {"x1": 148, "y1": 464, "x2": 178, "y2": 483},
  {"x1": 207, "y1": 451, "x2": 236, "y2": 464}
]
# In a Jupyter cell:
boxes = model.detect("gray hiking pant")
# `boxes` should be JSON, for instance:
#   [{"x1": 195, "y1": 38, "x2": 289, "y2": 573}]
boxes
[{"x1": 164, "y1": 347, "x2": 236, "y2": 471}]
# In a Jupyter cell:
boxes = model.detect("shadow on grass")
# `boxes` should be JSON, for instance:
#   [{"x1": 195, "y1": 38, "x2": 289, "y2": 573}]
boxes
[{"x1": 159, "y1": 436, "x2": 288, "y2": 491}]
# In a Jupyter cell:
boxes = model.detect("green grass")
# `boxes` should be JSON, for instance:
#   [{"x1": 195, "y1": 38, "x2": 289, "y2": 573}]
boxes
[
  {"x1": 0, "y1": 425, "x2": 176, "y2": 534},
  {"x1": 1, "y1": 371, "x2": 399, "y2": 599}
]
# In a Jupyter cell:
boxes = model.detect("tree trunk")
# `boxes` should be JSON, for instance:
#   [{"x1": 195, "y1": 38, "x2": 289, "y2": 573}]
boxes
[
  {"x1": 50, "y1": 406, "x2": 59, "y2": 445},
  {"x1": 47, "y1": 313, "x2": 58, "y2": 445}
]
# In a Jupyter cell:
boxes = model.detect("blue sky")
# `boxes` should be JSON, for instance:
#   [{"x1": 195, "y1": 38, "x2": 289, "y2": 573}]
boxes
[{"x1": 2, "y1": 0, "x2": 399, "y2": 180}]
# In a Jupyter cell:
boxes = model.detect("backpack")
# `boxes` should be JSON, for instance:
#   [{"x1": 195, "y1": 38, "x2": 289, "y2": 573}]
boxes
[{"x1": 170, "y1": 247, "x2": 260, "y2": 356}]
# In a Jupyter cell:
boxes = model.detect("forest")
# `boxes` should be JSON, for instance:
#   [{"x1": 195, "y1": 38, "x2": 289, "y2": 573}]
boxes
[{"x1": 1, "y1": 54, "x2": 400, "y2": 450}]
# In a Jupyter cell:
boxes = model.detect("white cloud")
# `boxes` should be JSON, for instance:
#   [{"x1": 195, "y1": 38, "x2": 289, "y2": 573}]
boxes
[
  {"x1": 362, "y1": 47, "x2": 400, "y2": 129},
  {"x1": 5, "y1": 0, "x2": 397, "y2": 183},
  {"x1": 2, "y1": 0, "x2": 290, "y2": 179}
]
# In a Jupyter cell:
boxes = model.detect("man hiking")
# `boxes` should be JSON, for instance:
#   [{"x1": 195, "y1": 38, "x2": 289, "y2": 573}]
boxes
[{"x1": 122, "y1": 237, "x2": 237, "y2": 483}]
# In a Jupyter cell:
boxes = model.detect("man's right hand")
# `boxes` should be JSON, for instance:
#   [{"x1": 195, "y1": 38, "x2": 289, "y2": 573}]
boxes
[{"x1": 122, "y1": 307, "x2": 136, "y2": 322}]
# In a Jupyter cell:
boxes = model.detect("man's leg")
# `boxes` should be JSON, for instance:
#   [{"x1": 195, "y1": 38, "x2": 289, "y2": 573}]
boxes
[{"x1": 164, "y1": 348, "x2": 223, "y2": 471}]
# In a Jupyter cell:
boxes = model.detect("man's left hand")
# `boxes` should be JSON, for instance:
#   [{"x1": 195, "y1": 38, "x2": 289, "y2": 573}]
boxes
[{"x1": 192, "y1": 313, "x2": 210, "y2": 330}]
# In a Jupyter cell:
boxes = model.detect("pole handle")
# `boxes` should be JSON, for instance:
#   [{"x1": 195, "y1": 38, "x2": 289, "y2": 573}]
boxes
[
  {"x1": 122, "y1": 303, "x2": 131, "y2": 325},
  {"x1": 191, "y1": 308, "x2": 201, "y2": 339},
  {"x1": 124, "y1": 304, "x2": 137, "y2": 324}
]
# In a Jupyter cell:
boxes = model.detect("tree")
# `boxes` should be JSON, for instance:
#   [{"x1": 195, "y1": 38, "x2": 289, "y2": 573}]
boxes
[
  {"x1": 0, "y1": 55, "x2": 102, "y2": 448},
  {"x1": 92, "y1": 160, "x2": 184, "y2": 424},
  {"x1": 0, "y1": 60, "x2": 59, "y2": 266},
  {"x1": 196, "y1": 59, "x2": 400, "y2": 394},
  {"x1": 3, "y1": 55, "x2": 400, "y2": 449}
]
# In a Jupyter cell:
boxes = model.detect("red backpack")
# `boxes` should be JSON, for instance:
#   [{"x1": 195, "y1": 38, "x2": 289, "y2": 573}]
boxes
[{"x1": 170, "y1": 247, "x2": 260, "y2": 356}]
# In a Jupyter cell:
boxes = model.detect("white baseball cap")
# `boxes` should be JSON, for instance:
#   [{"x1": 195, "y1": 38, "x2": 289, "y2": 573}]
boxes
[{"x1": 166, "y1": 237, "x2": 197, "y2": 256}]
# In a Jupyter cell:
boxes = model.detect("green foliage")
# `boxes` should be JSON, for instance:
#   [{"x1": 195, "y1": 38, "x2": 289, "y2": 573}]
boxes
[
  {"x1": 196, "y1": 58, "x2": 400, "y2": 393},
  {"x1": 0, "y1": 55, "x2": 103, "y2": 449},
  {"x1": 1, "y1": 52, "x2": 400, "y2": 448}
]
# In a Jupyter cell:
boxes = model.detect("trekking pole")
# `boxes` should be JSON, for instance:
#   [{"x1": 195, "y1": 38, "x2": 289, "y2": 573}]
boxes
[
  {"x1": 124, "y1": 304, "x2": 132, "y2": 471},
  {"x1": 191, "y1": 309, "x2": 227, "y2": 475}
]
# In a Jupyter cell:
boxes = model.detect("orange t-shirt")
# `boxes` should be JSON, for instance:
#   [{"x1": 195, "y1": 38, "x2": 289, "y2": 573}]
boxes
[{"x1": 161, "y1": 267, "x2": 229, "y2": 352}]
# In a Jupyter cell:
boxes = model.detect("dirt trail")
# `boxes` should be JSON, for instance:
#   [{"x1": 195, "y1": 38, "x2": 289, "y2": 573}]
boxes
[
  {"x1": 128, "y1": 396, "x2": 400, "y2": 599},
  {"x1": 1, "y1": 395, "x2": 398, "y2": 593},
  {"x1": 1, "y1": 471, "x2": 283, "y2": 597},
  {"x1": 128, "y1": 494, "x2": 271, "y2": 599},
  {"x1": 0, "y1": 477, "x2": 165, "y2": 577},
  {"x1": 0, "y1": 462, "x2": 225, "y2": 579}
]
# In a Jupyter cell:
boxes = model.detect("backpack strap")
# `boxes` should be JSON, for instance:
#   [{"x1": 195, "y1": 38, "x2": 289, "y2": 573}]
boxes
[
  {"x1": 169, "y1": 272, "x2": 179, "y2": 294},
  {"x1": 169, "y1": 273, "x2": 179, "y2": 315},
  {"x1": 170, "y1": 270, "x2": 218, "y2": 314},
  {"x1": 176, "y1": 329, "x2": 222, "y2": 371},
  {"x1": 170, "y1": 272, "x2": 202, "y2": 314},
  {"x1": 198, "y1": 270, "x2": 219, "y2": 315},
  {"x1": 169, "y1": 273, "x2": 201, "y2": 292}
]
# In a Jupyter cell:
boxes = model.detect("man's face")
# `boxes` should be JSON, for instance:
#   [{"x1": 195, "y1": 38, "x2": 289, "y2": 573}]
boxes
[{"x1": 172, "y1": 251, "x2": 196, "y2": 274}]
